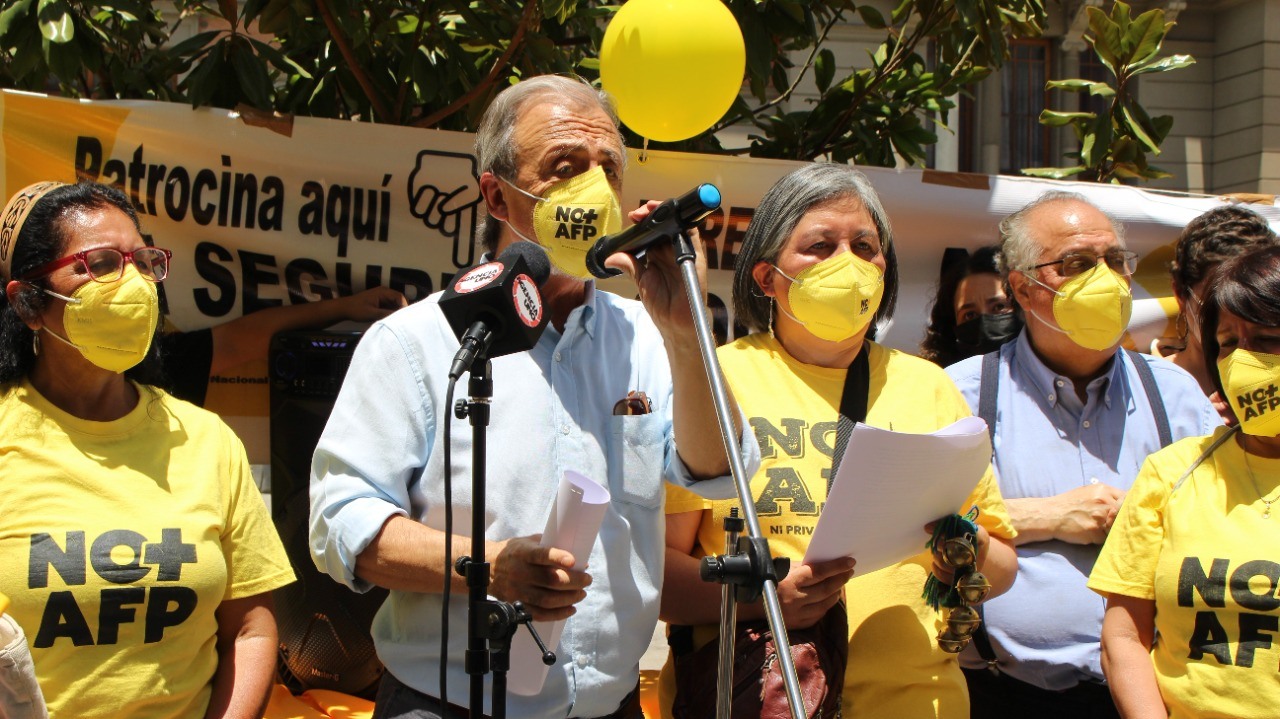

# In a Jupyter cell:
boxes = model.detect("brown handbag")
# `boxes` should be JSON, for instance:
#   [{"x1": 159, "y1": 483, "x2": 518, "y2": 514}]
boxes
[{"x1": 669, "y1": 600, "x2": 847, "y2": 719}]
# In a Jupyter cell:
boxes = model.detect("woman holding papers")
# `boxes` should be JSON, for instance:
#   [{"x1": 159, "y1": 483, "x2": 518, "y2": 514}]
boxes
[
  {"x1": 658, "y1": 164, "x2": 1017, "y2": 719},
  {"x1": 1089, "y1": 245, "x2": 1280, "y2": 719}
]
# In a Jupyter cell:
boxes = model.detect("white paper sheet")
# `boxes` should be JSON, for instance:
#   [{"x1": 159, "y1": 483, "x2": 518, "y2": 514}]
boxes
[
  {"x1": 508, "y1": 470, "x2": 611, "y2": 696},
  {"x1": 802, "y1": 416, "x2": 991, "y2": 575}
]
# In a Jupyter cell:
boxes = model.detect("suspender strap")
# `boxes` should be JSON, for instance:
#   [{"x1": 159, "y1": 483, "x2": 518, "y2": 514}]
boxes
[
  {"x1": 971, "y1": 350, "x2": 1002, "y2": 666},
  {"x1": 829, "y1": 342, "x2": 871, "y2": 489},
  {"x1": 978, "y1": 350, "x2": 1000, "y2": 442},
  {"x1": 1126, "y1": 349, "x2": 1173, "y2": 449}
]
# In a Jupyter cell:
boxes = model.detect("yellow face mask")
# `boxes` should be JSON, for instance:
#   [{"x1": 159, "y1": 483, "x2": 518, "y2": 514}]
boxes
[
  {"x1": 39, "y1": 264, "x2": 159, "y2": 373},
  {"x1": 1218, "y1": 348, "x2": 1280, "y2": 437},
  {"x1": 775, "y1": 252, "x2": 884, "y2": 342},
  {"x1": 1025, "y1": 263, "x2": 1132, "y2": 351},
  {"x1": 502, "y1": 166, "x2": 623, "y2": 279}
]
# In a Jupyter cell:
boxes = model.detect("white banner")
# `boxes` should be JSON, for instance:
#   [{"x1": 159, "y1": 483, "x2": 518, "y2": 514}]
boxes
[{"x1": 4, "y1": 90, "x2": 1277, "y2": 461}]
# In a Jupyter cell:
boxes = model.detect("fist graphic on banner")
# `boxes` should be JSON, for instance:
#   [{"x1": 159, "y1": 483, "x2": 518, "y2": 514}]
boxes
[{"x1": 407, "y1": 150, "x2": 483, "y2": 268}]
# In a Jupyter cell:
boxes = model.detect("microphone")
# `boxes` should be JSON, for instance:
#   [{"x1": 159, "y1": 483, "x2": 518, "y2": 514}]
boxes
[
  {"x1": 584, "y1": 184, "x2": 721, "y2": 279},
  {"x1": 440, "y1": 242, "x2": 552, "y2": 379}
]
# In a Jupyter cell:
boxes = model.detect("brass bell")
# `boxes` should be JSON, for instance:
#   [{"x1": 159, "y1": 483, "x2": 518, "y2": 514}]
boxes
[
  {"x1": 942, "y1": 536, "x2": 976, "y2": 568},
  {"x1": 936, "y1": 627, "x2": 969, "y2": 653},
  {"x1": 946, "y1": 605, "x2": 981, "y2": 637},
  {"x1": 956, "y1": 570, "x2": 992, "y2": 605}
]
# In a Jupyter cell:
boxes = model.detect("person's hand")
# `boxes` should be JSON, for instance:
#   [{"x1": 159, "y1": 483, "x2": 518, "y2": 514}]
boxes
[
  {"x1": 1210, "y1": 391, "x2": 1236, "y2": 426},
  {"x1": 605, "y1": 200, "x2": 706, "y2": 345},
  {"x1": 339, "y1": 287, "x2": 408, "y2": 321},
  {"x1": 1051, "y1": 483, "x2": 1125, "y2": 545},
  {"x1": 774, "y1": 556, "x2": 856, "y2": 629},
  {"x1": 487, "y1": 534, "x2": 592, "y2": 622},
  {"x1": 925, "y1": 522, "x2": 990, "y2": 585}
]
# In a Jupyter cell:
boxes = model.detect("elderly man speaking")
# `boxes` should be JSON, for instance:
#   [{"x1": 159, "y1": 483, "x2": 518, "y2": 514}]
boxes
[
  {"x1": 946, "y1": 192, "x2": 1219, "y2": 719},
  {"x1": 309, "y1": 75, "x2": 752, "y2": 719}
]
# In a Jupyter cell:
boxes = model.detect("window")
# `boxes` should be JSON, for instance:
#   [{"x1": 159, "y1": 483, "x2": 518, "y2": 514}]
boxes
[{"x1": 1001, "y1": 39, "x2": 1052, "y2": 174}]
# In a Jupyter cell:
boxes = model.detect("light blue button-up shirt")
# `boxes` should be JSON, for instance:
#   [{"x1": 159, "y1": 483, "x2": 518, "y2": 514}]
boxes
[
  {"x1": 309, "y1": 283, "x2": 749, "y2": 718},
  {"x1": 947, "y1": 330, "x2": 1219, "y2": 690}
]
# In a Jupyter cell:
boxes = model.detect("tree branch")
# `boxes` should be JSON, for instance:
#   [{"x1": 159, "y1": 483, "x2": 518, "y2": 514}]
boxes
[
  {"x1": 394, "y1": 1, "x2": 432, "y2": 121},
  {"x1": 314, "y1": 0, "x2": 391, "y2": 120},
  {"x1": 707, "y1": 8, "x2": 845, "y2": 135},
  {"x1": 411, "y1": 0, "x2": 538, "y2": 129},
  {"x1": 807, "y1": 3, "x2": 954, "y2": 158}
]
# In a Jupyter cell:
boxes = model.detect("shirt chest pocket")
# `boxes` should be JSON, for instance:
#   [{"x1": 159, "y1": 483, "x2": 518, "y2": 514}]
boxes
[{"x1": 607, "y1": 414, "x2": 666, "y2": 510}]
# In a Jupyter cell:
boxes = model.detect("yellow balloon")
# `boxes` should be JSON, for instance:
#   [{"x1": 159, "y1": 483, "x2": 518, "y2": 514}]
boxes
[{"x1": 600, "y1": 0, "x2": 746, "y2": 143}]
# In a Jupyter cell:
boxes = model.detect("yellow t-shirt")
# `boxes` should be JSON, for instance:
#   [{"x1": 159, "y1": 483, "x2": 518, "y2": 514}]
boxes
[
  {"x1": 662, "y1": 335, "x2": 1015, "y2": 719},
  {"x1": 0, "y1": 380, "x2": 295, "y2": 719},
  {"x1": 1089, "y1": 426, "x2": 1280, "y2": 719}
]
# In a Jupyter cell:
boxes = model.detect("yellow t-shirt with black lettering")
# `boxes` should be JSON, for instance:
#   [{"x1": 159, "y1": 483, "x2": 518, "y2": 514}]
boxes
[
  {"x1": 1089, "y1": 426, "x2": 1280, "y2": 719},
  {"x1": 662, "y1": 334, "x2": 1015, "y2": 719},
  {"x1": 0, "y1": 380, "x2": 295, "y2": 719}
]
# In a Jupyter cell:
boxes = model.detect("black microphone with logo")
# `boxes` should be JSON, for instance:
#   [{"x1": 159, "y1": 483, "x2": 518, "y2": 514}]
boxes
[
  {"x1": 440, "y1": 242, "x2": 552, "y2": 379},
  {"x1": 584, "y1": 184, "x2": 721, "y2": 279}
]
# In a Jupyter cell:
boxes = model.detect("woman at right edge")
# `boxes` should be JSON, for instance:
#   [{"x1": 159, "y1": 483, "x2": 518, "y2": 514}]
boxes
[
  {"x1": 1089, "y1": 245, "x2": 1280, "y2": 718},
  {"x1": 658, "y1": 163, "x2": 1018, "y2": 718}
]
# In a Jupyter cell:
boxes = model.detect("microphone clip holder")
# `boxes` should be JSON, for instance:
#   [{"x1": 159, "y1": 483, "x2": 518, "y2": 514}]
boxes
[{"x1": 701, "y1": 536, "x2": 791, "y2": 605}]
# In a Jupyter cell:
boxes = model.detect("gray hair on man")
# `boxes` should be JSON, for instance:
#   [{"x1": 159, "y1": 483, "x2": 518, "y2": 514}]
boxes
[
  {"x1": 997, "y1": 190, "x2": 1128, "y2": 276},
  {"x1": 732, "y1": 162, "x2": 898, "y2": 334},
  {"x1": 473, "y1": 75, "x2": 626, "y2": 254}
]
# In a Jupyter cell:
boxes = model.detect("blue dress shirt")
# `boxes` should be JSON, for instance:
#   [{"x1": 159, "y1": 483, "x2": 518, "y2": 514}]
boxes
[
  {"x1": 309, "y1": 283, "x2": 749, "y2": 718},
  {"x1": 947, "y1": 330, "x2": 1219, "y2": 690}
]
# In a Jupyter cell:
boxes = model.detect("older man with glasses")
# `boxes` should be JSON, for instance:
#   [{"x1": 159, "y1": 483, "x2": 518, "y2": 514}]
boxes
[{"x1": 945, "y1": 191, "x2": 1220, "y2": 719}]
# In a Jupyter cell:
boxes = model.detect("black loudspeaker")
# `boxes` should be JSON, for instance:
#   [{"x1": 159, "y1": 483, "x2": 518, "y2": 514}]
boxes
[{"x1": 269, "y1": 330, "x2": 388, "y2": 699}]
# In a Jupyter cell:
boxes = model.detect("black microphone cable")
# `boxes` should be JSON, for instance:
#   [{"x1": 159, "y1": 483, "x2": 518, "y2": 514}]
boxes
[{"x1": 441, "y1": 374, "x2": 457, "y2": 711}]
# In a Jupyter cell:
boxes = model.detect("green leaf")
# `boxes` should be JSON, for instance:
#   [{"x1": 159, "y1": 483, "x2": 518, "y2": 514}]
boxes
[
  {"x1": 857, "y1": 5, "x2": 887, "y2": 29},
  {"x1": 1121, "y1": 103, "x2": 1160, "y2": 153},
  {"x1": 1040, "y1": 109, "x2": 1094, "y2": 127},
  {"x1": 247, "y1": 36, "x2": 312, "y2": 79},
  {"x1": 0, "y1": 0, "x2": 35, "y2": 40},
  {"x1": 36, "y1": 0, "x2": 73, "y2": 43},
  {"x1": 1130, "y1": 54, "x2": 1195, "y2": 76},
  {"x1": 168, "y1": 29, "x2": 221, "y2": 58},
  {"x1": 230, "y1": 38, "x2": 272, "y2": 108},
  {"x1": 1045, "y1": 78, "x2": 1095, "y2": 92},
  {"x1": 815, "y1": 48, "x2": 834, "y2": 93},
  {"x1": 1125, "y1": 9, "x2": 1169, "y2": 65},
  {"x1": 1086, "y1": 7, "x2": 1122, "y2": 74},
  {"x1": 1150, "y1": 114, "x2": 1174, "y2": 144},
  {"x1": 1079, "y1": 131, "x2": 1097, "y2": 167},
  {"x1": 577, "y1": 57, "x2": 600, "y2": 71},
  {"x1": 1021, "y1": 165, "x2": 1089, "y2": 179},
  {"x1": 218, "y1": 0, "x2": 239, "y2": 31}
]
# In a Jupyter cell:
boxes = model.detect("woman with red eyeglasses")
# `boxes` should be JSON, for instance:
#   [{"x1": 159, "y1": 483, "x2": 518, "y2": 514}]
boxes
[{"x1": 0, "y1": 181, "x2": 294, "y2": 719}]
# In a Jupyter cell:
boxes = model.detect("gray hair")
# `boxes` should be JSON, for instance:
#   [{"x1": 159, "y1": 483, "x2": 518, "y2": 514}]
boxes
[
  {"x1": 473, "y1": 75, "x2": 625, "y2": 254},
  {"x1": 732, "y1": 163, "x2": 898, "y2": 334},
  {"x1": 997, "y1": 190, "x2": 1127, "y2": 276}
]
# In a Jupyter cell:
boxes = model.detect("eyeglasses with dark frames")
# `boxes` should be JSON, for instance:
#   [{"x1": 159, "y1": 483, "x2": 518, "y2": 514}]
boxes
[
  {"x1": 1029, "y1": 249, "x2": 1141, "y2": 277},
  {"x1": 20, "y1": 247, "x2": 172, "y2": 283},
  {"x1": 1030, "y1": 250, "x2": 1139, "y2": 279}
]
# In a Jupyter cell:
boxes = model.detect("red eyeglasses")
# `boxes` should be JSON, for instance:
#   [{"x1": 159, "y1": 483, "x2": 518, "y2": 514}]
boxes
[{"x1": 20, "y1": 247, "x2": 172, "y2": 283}]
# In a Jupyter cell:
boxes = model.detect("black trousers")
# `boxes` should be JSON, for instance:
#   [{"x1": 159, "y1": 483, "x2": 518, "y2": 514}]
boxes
[
  {"x1": 964, "y1": 667, "x2": 1122, "y2": 719},
  {"x1": 371, "y1": 669, "x2": 644, "y2": 719}
]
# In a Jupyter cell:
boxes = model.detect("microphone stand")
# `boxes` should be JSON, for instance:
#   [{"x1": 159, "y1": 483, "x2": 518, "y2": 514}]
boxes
[
  {"x1": 454, "y1": 357, "x2": 555, "y2": 719},
  {"x1": 668, "y1": 231, "x2": 806, "y2": 719}
]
